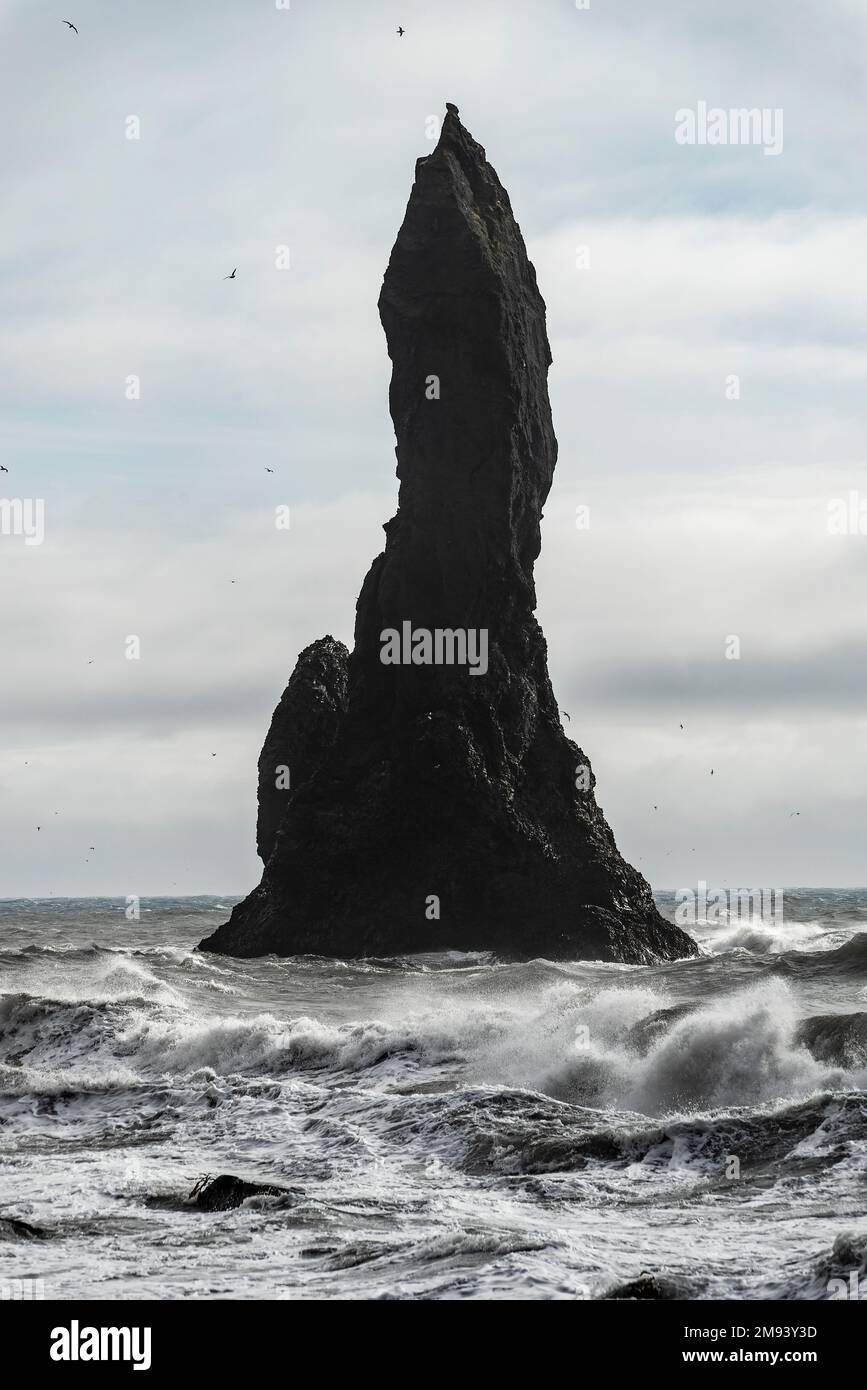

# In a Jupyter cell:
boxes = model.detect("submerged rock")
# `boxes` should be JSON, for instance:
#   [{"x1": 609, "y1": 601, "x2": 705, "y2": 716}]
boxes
[
  {"x1": 626, "y1": 1004, "x2": 699, "y2": 1055},
  {"x1": 189, "y1": 1174, "x2": 293, "y2": 1212},
  {"x1": 200, "y1": 105, "x2": 697, "y2": 964},
  {"x1": 601, "y1": 1272, "x2": 694, "y2": 1301},
  {"x1": 0, "y1": 1215, "x2": 49, "y2": 1240}
]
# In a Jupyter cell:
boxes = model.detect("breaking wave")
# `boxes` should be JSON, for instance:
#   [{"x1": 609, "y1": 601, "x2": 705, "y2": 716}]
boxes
[{"x1": 2, "y1": 970, "x2": 865, "y2": 1120}]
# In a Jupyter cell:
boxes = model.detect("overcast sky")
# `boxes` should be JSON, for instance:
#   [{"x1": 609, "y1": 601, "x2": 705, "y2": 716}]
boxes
[{"x1": 2, "y1": 0, "x2": 866, "y2": 898}]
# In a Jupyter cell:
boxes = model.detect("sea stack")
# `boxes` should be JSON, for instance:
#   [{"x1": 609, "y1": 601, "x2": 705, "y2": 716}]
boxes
[{"x1": 200, "y1": 106, "x2": 697, "y2": 964}]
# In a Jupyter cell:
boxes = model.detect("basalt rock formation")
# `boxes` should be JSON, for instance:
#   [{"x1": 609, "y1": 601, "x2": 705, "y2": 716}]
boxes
[
  {"x1": 255, "y1": 636, "x2": 349, "y2": 864},
  {"x1": 200, "y1": 106, "x2": 697, "y2": 964}
]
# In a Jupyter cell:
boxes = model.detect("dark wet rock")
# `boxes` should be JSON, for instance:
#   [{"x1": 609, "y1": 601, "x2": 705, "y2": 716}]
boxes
[
  {"x1": 200, "y1": 106, "x2": 697, "y2": 964},
  {"x1": 626, "y1": 1004, "x2": 699, "y2": 1055},
  {"x1": 189, "y1": 1174, "x2": 297, "y2": 1212},
  {"x1": 796, "y1": 1011, "x2": 867, "y2": 1066},
  {"x1": 601, "y1": 1271, "x2": 692, "y2": 1300},
  {"x1": 256, "y1": 636, "x2": 349, "y2": 863},
  {"x1": 0, "y1": 1215, "x2": 49, "y2": 1240}
]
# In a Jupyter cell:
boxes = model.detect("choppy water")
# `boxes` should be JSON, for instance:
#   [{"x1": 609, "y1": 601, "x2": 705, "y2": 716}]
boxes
[{"x1": 1, "y1": 891, "x2": 866, "y2": 1300}]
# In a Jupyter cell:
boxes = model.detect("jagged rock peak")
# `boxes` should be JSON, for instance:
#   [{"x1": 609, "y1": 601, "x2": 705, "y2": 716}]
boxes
[
  {"x1": 199, "y1": 108, "x2": 697, "y2": 966},
  {"x1": 256, "y1": 636, "x2": 348, "y2": 863}
]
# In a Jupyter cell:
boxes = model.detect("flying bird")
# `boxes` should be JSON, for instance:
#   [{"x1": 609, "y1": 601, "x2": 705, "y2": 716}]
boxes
[
  {"x1": 789, "y1": 811, "x2": 800, "y2": 817},
  {"x1": 710, "y1": 769, "x2": 714, "y2": 776},
  {"x1": 211, "y1": 753, "x2": 217, "y2": 757},
  {"x1": 397, "y1": 27, "x2": 405, "y2": 37},
  {"x1": 0, "y1": 465, "x2": 8, "y2": 473},
  {"x1": 265, "y1": 467, "x2": 274, "y2": 473},
  {"x1": 61, "y1": 20, "x2": 78, "y2": 34},
  {"x1": 563, "y1": 711, "x2": 571, "y2": 721},
  {"x1": 679, "y1": 723, "x2": 684, "y2": 730},
  {"x1": 223, "y1": 268, "x2": 237, "y2": 280}
]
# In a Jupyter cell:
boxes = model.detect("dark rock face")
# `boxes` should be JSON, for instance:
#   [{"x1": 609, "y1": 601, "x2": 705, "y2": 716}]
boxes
[
  {"x1": 0, "y1": 1215, "x2": 49, "y2": 1240},
  {"x1": 256, "y1": 636, "x2": 349, "y2": 863},
  {"x1": 189, "y1": 1174, "x2": 295, "y2": 1212},
  {"x1": 600, "y1": 1272, "x2": 694, "y2": 1301},
  {"x1": 200, "y1": 107, "x2": 697, "y2": 964}
]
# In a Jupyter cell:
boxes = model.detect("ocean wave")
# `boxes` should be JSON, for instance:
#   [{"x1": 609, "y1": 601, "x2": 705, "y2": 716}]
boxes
[
  {"x1": 775, "y1": 932, "x2": 867, "y2": 978},
  {"x1": 775, "y1": 1232, "x2": 867, "y2": 1300},
  {"x1": 4, "y1": 972, "x2": 867, "y2": 1116},
  {"x1": 381, "y1": 1086, "x2": 867, "y2": 1179},
  {"x1": 795, "y1": 1012, "x2": 867, "y2": 1067},
  {"x1": 693, "y1": 917, "x2": 829, "y2": 956}
]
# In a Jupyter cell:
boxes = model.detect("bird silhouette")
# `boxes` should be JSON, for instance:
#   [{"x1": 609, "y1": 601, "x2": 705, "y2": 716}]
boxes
[
  {"x1": 788, "y1": 811, "x2": 800, "y2": 817},
  {"x1": 563, "y1": 711, "x2": 571, "y2": 721},
  {"x1": 0, "y1": 465, "x2": 8, "y2": 473},
  {"x1": 61, "y1": 19, "x2": 78, "y2": 34},
  {"x1": 710, "y1": 769, "x2": 714, "y2": 775},
  {"x1": 265, "y1": 467, "x2": 274, "y2": 473},
  {"x1": 397, "y1": 27, "x2": 405, "y2": 37},
  {"x1": 223, "y1": 268, "x2": 237, "y2": 280},
  {"x1": 679, "y1": 723, "x2": 684, "y2": 730}
]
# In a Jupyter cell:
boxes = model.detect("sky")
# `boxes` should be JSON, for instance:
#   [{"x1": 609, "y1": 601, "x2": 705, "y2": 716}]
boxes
[{"x1": 1, "y1": 0, "x2": 866, "y2": 897}]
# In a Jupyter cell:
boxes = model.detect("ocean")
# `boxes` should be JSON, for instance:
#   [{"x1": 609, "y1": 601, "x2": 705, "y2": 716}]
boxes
[{"x1": 1, "y1": 891, "x2": 866, "y2": 1301}]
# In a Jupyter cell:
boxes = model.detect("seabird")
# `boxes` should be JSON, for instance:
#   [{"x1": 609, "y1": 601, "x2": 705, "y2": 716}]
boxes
[
  {"x1": 265, "y1": 467, "x2": 274, "y2": 473},
  {"x1": 397, "y1": 27, "x2": 405, "y2": 37},
  {"x1": 61, "y1": 20, "x2": 78, "y2": 34},
  {"x1": 563, "y1": 711, "x2": 571, "y2": 721},
  {"x1": 223, "y1": 268, "x2": 237, "y2": 280},
  {"x1": 0, "y1": 465, "x2": 8, "y2": 473}
]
